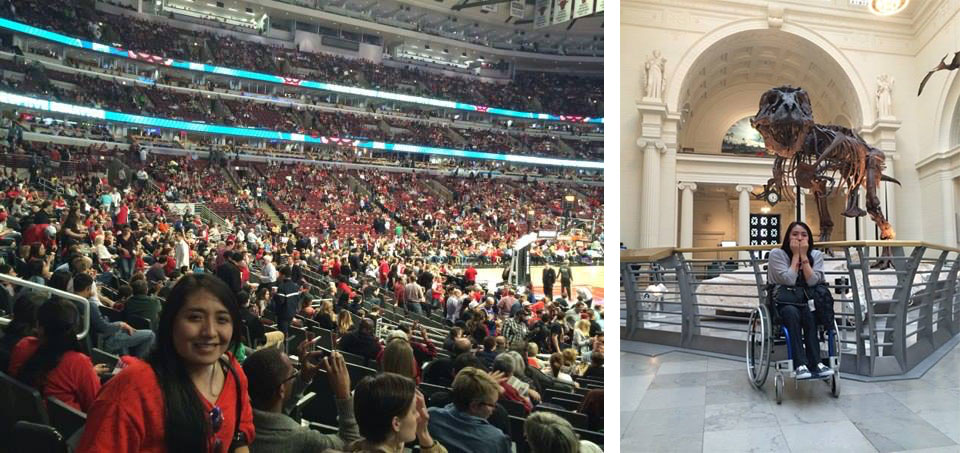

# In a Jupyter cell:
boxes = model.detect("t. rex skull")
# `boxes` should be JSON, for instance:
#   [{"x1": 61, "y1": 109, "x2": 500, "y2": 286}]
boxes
[{"x1": 751, "y1": 86, "x2": 815, "y2": 159}]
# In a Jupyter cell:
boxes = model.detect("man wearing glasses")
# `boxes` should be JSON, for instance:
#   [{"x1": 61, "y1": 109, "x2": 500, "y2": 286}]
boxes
[
  {"x1": 243, "y1": 341, "x2": 360, "y2": 452},
  {"x1": 426, "y1": 367, "x2": 511, "y2": 453}
]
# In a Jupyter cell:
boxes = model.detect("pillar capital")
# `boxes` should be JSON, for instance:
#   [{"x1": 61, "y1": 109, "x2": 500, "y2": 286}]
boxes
[
  {"x1": 677, "y1": 182, "x2": 698, "y2": 192},
  {"x1": 735, "y1": 184, "x2": 754, "y2": 194},
  {"x1": 637, "y1": 139, "x2": 667, "y2": 153}
]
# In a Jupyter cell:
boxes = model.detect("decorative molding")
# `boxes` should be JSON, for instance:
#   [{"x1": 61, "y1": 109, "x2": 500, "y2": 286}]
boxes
[
  {"x1": 735, "y1": 184, "x2": 755, "y2": 193},
  {"x1": 860, "y1": 118, "x2": 903, "y2": 134},
  {"x1": 767, "y1": 4, "x2": 784, "y2": 29},
  {"x1": 915, "y1": 144, "x2": 960, "y2": 179},
  {"x1": 622, "y1": 0, "x2": 920, "y2": 55},
  {"x1": 678, "y1": 182, "x2": 699, "y2": 191}
]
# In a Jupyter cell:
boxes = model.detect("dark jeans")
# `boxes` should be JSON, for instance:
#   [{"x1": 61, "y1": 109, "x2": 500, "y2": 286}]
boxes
[
  {"x1": 543, "y1": 285, "x2": 554, "y2": 301},
  {"x1": 777, "y1": 303, "x2": 820, "y2": 370},
  {"x1": 407, "y1": 301, "x2": 423, "y2": 314},
  {"x1": 277, "y1": 318, "x2": 291, "y2": 337},
  {"x1": 118, "y1": 258, "x2": 134, "y2": 280},
  {"x1": 422, "y1": 301, "x2": 436, "y2": 317}
]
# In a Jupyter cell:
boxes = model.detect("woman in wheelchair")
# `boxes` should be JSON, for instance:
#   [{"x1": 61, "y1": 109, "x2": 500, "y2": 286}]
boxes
[{"x1": 768, "y1": 221, "x2": 833, "y2": 380}]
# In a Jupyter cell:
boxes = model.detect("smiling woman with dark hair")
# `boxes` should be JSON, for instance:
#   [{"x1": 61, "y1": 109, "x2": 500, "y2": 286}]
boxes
[
  {"x1": 768, "y1": 221, "x2": 830, "y2": 380},
  {"x1": 77, "y1": 273, "x2": 255, "y2": 452}
]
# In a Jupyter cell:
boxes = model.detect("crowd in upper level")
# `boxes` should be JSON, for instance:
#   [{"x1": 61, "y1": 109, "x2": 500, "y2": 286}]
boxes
[
  {"x1": 0, "y1": 0, "x2": 603, "y2": 117},
  {"x1": 0, "y1": 58, "x2": 602, "y2": 162}
]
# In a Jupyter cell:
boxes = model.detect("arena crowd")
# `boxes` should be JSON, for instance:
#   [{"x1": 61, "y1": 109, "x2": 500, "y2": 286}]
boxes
[{"x1": 0, "y1": 137, "x2": 605, "y2": 452}]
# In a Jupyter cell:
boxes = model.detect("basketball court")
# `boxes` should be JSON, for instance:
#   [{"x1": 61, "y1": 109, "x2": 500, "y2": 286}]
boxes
[{"x1": 471, "y1": 265, "x2": 605, "y2": 306}]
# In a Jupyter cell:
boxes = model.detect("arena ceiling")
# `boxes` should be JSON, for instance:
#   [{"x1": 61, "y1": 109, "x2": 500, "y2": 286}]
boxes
[{"x1": 164, "y1": 0, "x2": 602, "y2": 70}]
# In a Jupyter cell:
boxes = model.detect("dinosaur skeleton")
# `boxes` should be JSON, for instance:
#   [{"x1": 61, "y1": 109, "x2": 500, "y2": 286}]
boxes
[{"x1": 751, "y1": 86, "x2": 900, "y2": 246}]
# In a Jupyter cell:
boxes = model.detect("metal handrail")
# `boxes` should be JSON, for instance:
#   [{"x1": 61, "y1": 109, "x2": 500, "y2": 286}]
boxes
[
  {"x1": 0, "y1": 273, "x2": 91, "y2": 341},
  {"x1": 621, "y1": 242, "x2": 960, "y2": 377},
  {"x1": 622, "y1": 241, "x2": 960, "y2": 262}
]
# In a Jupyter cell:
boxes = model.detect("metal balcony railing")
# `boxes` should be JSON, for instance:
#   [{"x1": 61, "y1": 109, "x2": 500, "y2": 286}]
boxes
[
  {"x1": 620, "y1": 241, "x2": 960, "y2": 377},
  {"x1": 0, "y1": 273, "x2": 91, "y2": 342}
]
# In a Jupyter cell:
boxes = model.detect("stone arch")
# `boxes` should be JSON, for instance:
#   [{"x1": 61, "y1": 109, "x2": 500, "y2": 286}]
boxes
[
  {"x1": 665, "y1": 18, "x2": 872, "y2": 128},
  {"x1": 935, "y1": 71, "x2": 960, "y2": 150}
]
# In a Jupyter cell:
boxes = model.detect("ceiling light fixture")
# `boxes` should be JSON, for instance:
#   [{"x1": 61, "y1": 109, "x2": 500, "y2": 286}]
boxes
[{"x1": 869, "y1": 0, "x2": 908, "y2": 16}]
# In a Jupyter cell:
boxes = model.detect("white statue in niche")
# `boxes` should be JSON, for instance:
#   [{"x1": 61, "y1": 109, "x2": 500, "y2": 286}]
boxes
[
  {"x1": 644, "y1": 50, "x2": 666, "y2": 101},
  {"x1": 876, "y1": 74, "x2": 894, "y2": 118}
]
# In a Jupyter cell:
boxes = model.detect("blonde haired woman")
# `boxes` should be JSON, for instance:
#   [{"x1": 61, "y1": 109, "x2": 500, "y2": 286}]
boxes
[
  {"x1": 337, "y1": 310, "x2": 354, "y2": 336},
  {"x1": 573, "y1": 319, "x2": 593, "y2": 356},
  {"x1": 316, "y1": 300, "x2": 336, "y2": 330}
]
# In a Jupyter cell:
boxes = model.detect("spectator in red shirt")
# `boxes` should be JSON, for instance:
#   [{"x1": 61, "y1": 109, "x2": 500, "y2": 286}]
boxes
[
  {"x1": 21, "y1": 223, "x2": 55, "y2": 249},
  {"x1": 393, "y1": 275, "x2": 406, "y2": 308},
  {"x1": 116, "y1": 203, "x2": 129, "y2": 226},
  {"x1": 78, "y1": 274, "x2": 255, "y2": 452},
  {"x1": 464, "y1": 265, "x2": 477, "y2": 285},
  {"x1": 9, "y1": 298, "x2": 106, "y2": 413},
  {"x1": 378, "y1": 259, "x2": 389, "y2": 286}
]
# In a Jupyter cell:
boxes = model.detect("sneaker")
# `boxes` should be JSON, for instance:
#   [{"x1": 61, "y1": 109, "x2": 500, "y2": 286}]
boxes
[
  {"x1": 795, "y1": 365, "x2": 812, "y2": 380},
  {"x1": 815, "y1": 363, "x2": 834, "y2": 378}
]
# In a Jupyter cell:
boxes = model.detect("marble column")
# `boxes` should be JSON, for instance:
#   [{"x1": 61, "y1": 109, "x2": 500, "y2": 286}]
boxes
[
  {"x1": 798, "y1": 188, "x2": 807, "y2": 224},
  {"x1": 659, "y1": 147, "x2": 679, "y2": 247},
  {"x1": 943, "y1": 175, "x2": 958, "y2": 247},
  {"x1": 639, "y1": 140, "x2": 665, "y2": 247},
  {"x1": 736, "y1": 185, "x2": 754, "y2": 261},
  {"x1": 865, "y1": 186, "x2": 878, "y2": 242},
  {"x1": 678, "y1": 182, "x2": 697, "y2": 254}
]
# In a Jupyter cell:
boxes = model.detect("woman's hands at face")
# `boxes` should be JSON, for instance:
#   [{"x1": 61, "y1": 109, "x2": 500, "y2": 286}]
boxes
[
  {"x1": 414, "y1": 390, "x2": 430, "y2": 435},
  {"x1": 790, "y1": 239, "x2": 801, "y2": 253},
  {"x1": 798, "y1": 238, "x2": 809, "y2": 255}
]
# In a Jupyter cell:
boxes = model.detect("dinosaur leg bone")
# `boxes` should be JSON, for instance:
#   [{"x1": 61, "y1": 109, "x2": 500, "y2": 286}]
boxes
[
  {"x1": 842, "y1": 186, "x2": 866, "y2": 218},
  {"x1": 812, "y1": 182, "x2": 834, "y2": 242},
  {"x1": 864, "y1": 152, "x2": 896, "y2": 269}
]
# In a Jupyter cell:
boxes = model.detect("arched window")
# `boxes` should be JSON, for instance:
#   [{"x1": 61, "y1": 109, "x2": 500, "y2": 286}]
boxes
[{"x1": 721, "y1": 117, "x2": 768, "y2": 157}]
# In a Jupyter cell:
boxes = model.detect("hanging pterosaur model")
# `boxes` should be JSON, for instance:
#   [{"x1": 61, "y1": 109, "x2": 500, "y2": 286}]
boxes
[{"x1": 918, "y1": 51, "x2": 960, "y2": 96}]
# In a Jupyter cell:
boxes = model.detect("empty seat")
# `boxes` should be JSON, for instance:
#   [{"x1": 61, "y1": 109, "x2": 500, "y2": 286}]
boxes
[
  {"x1": 0, "y1": 370, "x2": 49, "y2": 444},
  {"x1": 46, "y1": 396, "x2": 86, "y2": 440},
  {"x1": 533, "y1": 406, "x2": 588, "y2": 430},
  {"x1": 13, "y1": 421, "x2": 66, "y2": 453}
]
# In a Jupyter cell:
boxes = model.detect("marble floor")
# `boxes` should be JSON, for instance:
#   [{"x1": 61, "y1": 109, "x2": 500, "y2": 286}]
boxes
[{"x1": 621, "y1": 343, "x2": 960, "y2": 453}]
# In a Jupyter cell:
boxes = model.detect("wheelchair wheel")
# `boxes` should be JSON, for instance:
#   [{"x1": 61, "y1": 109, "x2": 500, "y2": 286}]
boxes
[
  {"x1": 774, "y1": 373, "x2": 783, "y2": 405},
  {"x1": 746, "y1": 304, "x2": 771, "y2": 389},
  {"x1": 830, "y1": 372, "x2": 840, "y2": 397}
]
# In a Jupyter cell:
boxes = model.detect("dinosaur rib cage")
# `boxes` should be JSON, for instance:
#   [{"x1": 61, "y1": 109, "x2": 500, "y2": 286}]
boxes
[{"x1": 771, "y1": 129, "x2": 868, "y2": 202}]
